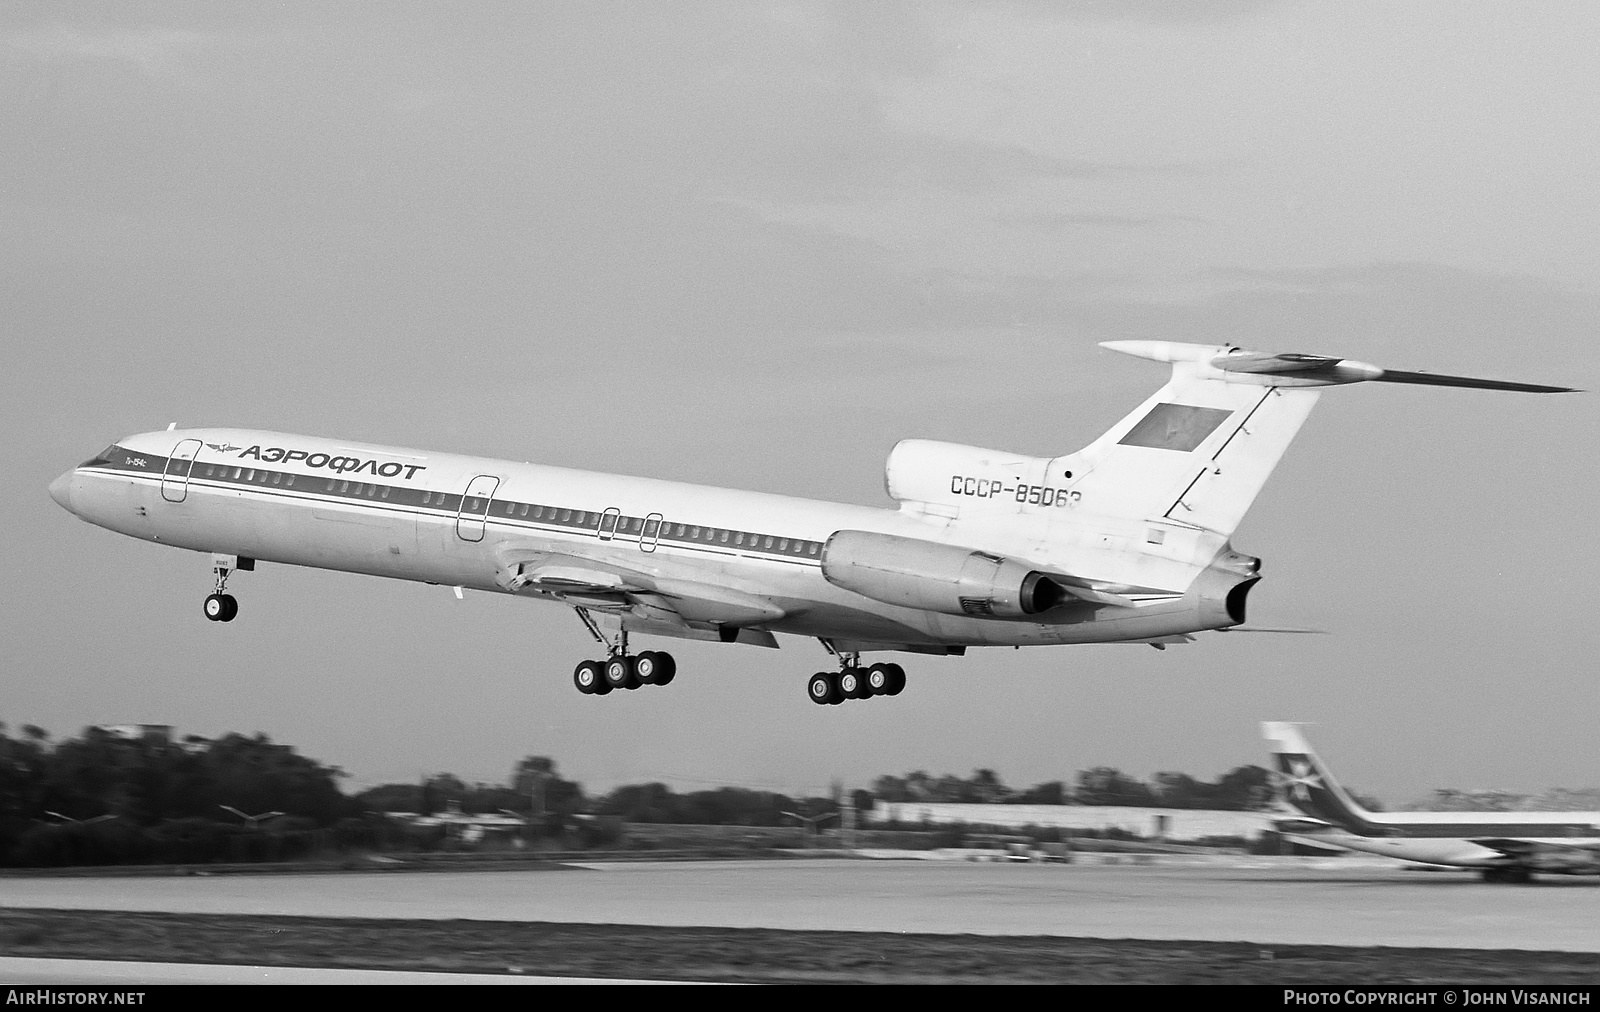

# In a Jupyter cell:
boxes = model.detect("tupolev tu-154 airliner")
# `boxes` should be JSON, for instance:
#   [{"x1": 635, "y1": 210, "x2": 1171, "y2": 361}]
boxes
[{"x1": 48, "y1": 341, "x2": 1573, "y2": 705}]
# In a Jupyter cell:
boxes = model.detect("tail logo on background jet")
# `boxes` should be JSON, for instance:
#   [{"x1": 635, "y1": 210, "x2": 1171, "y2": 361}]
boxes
[{"x1": 1278, "y1": 759, "x2": 1325, "y2": 802}]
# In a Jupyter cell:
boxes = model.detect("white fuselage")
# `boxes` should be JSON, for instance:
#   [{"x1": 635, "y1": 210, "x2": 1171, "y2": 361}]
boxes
[
  {"x1": 1290, "y1": 827, "x2": 1597, "y2": 868},
  {"x1": 52, "y1": 427, "x2": 1247, "y2": 653},
  {"x1": 1282, "y1": 810, "x2": 1600, "y2": 872}
]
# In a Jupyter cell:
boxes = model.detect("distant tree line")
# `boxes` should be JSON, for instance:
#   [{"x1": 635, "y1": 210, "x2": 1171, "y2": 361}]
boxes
[
  {"x1": 1, "y1": 721, "x2": 1292, "y2": 867},
  {"x1": 358, "y1": 771, "x2": 842, "y2": 830},
  {"x1": 0, "y1": 722, "x2": 375, "y2": 867}
]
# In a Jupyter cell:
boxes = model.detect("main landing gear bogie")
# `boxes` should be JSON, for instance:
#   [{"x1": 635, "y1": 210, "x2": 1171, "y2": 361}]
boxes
[
  {"x1": 571, "y1": 607, "x2": 678, "y2": 698},
  {"x1": 575, "y1": 651, "x2": 676, "y2": 696},
  {"x1": 809, "y1": 662, "x2": 905, "y2": 705}
]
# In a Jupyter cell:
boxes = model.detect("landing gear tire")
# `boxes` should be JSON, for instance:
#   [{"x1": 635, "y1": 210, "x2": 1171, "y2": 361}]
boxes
[
  {"x1": 574, "y1": 660, "x2": 605, "y2": 695},
  {"x1": 807, "y1": 671, "x2": 841, "y2": 706},
  {"x1": 838, "y1": 668, "x2": 869, "y2": 700},
  {"x1": 883, "y1": 662, "x2": 906, "y2": 696},
  {"x1": 635, "y1": 651, "x2": 676, "y2": 686},
  {"x1": 604, "y1": 656, "x2": 639, "y2": 690},
  {"x1": 866, "y1": 663, "x2": 904, "y2": 696},
  {"x1": 203, "y1": 594, "x2": 237, "y2": 622}
]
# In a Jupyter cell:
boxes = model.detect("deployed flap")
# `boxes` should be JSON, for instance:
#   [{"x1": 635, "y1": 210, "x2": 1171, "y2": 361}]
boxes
[
  {"x1": 494, "y1": 546, "x2": 786, "y2": 628},
  {"x1": 650, "y1": 578, "x2": 786, "y2": 626},
  {"x1": 515, "y1": 563, "x2": 639, "y2": 593}
]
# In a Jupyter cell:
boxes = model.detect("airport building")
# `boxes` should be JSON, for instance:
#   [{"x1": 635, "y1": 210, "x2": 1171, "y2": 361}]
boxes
[{"x1": 869, "y1": 801, "x2": 1273, "y2": 843}]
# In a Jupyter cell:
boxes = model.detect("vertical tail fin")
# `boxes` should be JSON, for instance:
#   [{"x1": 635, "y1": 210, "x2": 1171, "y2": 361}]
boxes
[
  {"x1": 1063, "y1": 340, "x2": 1572, "y2": 535},
  {"x1": 1261, "y1": 721, "x2": 1384, "y2": 836},
  {"x1": 1058, "y1": 344, "x2": 1320, "y2": 535}
]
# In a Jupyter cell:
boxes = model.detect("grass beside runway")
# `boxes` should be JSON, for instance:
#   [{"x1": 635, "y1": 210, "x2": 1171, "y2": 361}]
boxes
[{"x1": 3, "y1": 909, "x2": 1599, "y2": 984}]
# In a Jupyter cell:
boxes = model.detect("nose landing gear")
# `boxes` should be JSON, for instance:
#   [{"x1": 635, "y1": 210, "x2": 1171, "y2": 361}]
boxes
[{"x1": 202, "y1": 554, "x2": 252, "y2": 622}]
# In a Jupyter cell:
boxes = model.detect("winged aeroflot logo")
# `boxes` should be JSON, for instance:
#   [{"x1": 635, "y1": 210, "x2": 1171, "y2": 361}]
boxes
[{"x1": 205, "y1": 442, "x2": 241, "y2": 454}]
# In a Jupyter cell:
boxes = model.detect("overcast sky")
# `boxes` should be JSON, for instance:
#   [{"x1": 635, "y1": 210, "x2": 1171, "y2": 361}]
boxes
[{"x1": 5, "y1": 2, "x2": 1597, "y2": 806}]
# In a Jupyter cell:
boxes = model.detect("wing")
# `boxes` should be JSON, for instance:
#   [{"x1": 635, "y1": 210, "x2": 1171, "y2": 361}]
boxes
[{"x1": 494, "y1": 545, "x2": 784, "y2": 648}]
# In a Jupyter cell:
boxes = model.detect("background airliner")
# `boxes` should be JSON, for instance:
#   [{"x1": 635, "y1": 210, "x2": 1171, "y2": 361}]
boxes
[
  {"x1": 1264, "y1": 722, "x2": 1600, "y2": 883},
  {"x1": 49, "y1": 340, "x2": 1571, "y2": 705}
]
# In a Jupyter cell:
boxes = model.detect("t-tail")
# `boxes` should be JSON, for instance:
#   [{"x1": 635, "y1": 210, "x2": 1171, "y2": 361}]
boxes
[
  {"x1": 1262, "y1": 721, "x2": 1389, "y2": 837},
  {"x1": 1059, "y1": 341, "x2": 1576, "y2": 537}
]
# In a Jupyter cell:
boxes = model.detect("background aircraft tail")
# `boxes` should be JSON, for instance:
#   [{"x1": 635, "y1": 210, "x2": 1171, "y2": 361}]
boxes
[{"x1": 1262, "y1": 721, "x2": 1385, "y2": 836}]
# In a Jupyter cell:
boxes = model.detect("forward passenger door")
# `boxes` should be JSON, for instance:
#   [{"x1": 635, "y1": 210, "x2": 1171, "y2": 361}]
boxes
[{"x1": 455, "y1": 475, "x2": 500, "y2": 542}]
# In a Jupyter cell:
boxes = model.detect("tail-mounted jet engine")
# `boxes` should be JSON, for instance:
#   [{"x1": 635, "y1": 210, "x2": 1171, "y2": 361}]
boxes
[{"x1": 821, "y1": 530, "x2": 1067, "y2": 618}]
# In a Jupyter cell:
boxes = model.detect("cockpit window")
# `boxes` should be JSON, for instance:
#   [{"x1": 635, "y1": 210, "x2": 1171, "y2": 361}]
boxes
[{"x1": 79, "y1": 444, "x2": 119, "y2": 468}]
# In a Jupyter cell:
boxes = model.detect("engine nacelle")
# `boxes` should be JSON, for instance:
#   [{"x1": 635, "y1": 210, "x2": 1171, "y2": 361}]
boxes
[
  {"x1": 885, "y1": 440, "x2": 1056, "y2": 508},
  {"x1": 821, "y1": 530, "x2": 1066, "y2": 618}
]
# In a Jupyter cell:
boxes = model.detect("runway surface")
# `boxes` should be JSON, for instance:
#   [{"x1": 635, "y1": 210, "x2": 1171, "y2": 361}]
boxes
[
  {"x1": 0, "y1": 957, "x2": 641, "y2": 985},
  {"x1": 3, "y1": 857, "x2": 1597, "y2": 952}
]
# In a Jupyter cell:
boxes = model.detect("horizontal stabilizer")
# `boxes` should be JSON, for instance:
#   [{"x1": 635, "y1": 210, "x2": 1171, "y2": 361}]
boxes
[
  {"x1": 1101, "y1": 341, "x2": 1576, "y2": 392},
  {"x1": 1367, "y1": 369, "x2": 1577, "y2": 394},
  {"x1": 1203, "y1": 347, "x2": 1576, "y2": 393}
]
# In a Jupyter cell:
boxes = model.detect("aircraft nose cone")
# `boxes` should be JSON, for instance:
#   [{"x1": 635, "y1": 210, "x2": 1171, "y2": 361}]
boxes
[{"x1": 48, "y1": 471, "x2": 76, "y2": 514}]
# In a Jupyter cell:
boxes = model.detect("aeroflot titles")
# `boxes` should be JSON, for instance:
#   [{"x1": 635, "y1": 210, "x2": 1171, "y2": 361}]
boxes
[{"x1": 228, "y1": 445, "x2": 427, "y2": 480}]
